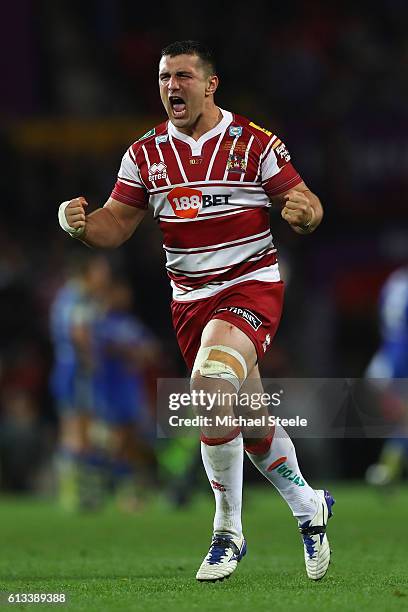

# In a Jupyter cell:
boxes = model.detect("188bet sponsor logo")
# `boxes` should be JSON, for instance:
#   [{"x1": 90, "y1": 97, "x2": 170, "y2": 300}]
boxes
[{"x1": 167, "y1": 187, "x2": 230, "y2": 219}]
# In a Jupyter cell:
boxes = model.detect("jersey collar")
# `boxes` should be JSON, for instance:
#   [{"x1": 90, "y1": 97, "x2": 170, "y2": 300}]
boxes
[{"x1": 167, "y1": 108, "x2": 233, "y2": 157}]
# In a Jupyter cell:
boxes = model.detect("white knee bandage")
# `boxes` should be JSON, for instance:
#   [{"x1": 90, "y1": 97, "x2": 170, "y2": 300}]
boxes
[
  {"x1": 192, "y1": 345, "x2": 248, "y2": 392},
  {"x1": 58, "y1": 201, "x2": 85, "y2": 238}
]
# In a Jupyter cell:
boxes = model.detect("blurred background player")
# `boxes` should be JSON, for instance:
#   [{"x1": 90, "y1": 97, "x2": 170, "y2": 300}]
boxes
[
  {"x1": 365, "y1": 265, "x2": 408, "y2": 487},
  {"x1": 49, "y1": 253, "x2": 112, "y2": 511},
  {"x1": 92, "y1": 278, "x2": 159, "y2": 511}
]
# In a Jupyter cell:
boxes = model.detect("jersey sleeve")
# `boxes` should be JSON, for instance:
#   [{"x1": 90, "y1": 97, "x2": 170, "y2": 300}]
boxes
[
  {"x1": 261, "y1": 136, "x2": 303, "y2": 198},
  {"x1": 110, "y1": 147, "x2": 149, "y2": 209}
]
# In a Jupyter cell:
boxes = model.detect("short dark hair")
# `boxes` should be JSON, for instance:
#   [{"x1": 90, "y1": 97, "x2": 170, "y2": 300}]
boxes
[{"x1": 161, "y1": 40, "x2": 216, "y2": 76}]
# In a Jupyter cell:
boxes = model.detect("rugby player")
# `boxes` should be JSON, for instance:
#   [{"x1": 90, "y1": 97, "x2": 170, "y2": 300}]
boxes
[
  {"x1": 366, "y1": 266, "x2": 408, "y2": 487},
  {"x1": 49, "y1": 254, "x2": 112, "y2": 511},
  {"x1": 58, "y1": 40, "x2": 334, "y2": 581}
]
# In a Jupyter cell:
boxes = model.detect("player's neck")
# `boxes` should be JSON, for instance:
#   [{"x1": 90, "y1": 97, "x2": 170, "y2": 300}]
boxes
[{"x1": 176, "y1": 105, "x2": 222, "y2": 141}]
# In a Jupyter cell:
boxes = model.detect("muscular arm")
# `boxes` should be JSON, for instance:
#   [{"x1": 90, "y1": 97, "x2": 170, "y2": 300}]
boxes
[
  {"x1": 270, "y1": 181, "x2": 323, "y2": 234},
  {"x1": 65, "y1": 197, "x2": 147, "y2": 249}
]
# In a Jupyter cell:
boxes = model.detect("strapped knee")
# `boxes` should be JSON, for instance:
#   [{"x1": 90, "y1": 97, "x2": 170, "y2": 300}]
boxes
[{"x1": 192, "y1": 345, "x2": 248, "y2": 392}]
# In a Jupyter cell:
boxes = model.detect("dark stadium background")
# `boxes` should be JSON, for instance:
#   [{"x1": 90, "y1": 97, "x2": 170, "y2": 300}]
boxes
[{"x1": 1, "y1": 0, "x2": 407, "y2": 491}]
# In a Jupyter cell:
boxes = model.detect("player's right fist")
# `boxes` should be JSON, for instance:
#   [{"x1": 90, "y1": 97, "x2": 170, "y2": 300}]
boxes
[{"x1": 58, "y1": 197, "x2": 88, "y2": 238}]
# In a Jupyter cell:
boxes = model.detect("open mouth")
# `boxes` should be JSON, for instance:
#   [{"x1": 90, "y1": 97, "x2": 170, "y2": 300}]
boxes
[{"x1": 169, "y1": 96, "x2": 187, "y2": 118}]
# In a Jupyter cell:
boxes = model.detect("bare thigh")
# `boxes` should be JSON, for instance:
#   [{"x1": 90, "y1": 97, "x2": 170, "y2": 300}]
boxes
[{"x1": 200, "y1": 318, "x2": 257, "y2": 364}]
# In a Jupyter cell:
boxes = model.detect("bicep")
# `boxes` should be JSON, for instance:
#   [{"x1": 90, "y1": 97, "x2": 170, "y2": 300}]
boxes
[{"x1": 103, "y1": 197, "x2": 147, "y2": 239}]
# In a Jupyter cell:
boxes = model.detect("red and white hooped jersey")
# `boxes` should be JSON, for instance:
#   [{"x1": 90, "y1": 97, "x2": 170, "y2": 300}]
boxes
[{"x1": 110, "y1": 108, "x2": 303, "y2": 302}]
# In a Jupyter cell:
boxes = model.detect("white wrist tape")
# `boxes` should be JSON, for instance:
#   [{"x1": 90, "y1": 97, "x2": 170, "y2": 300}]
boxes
[{"x1": 58, "y1": 201, "x2": 85, "y2": 238}]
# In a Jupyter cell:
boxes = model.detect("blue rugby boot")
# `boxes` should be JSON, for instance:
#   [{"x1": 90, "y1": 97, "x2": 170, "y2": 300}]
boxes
[
  {"x1": 299, "y1": 489, "x2": 335, "y2": 580},
  {"x1": 196, "y1": 534, "x2": 246, "y2": 581}
]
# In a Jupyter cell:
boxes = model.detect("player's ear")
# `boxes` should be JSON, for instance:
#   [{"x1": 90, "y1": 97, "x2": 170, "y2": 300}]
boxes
[{"x1": 206, "y1": 75, "x2": 219, "y2": 96}]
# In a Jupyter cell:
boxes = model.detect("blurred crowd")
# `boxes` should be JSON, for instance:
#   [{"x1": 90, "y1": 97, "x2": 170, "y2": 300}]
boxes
[{"x1": 0, "y1": 1, "x2": 407, "y2": 495}]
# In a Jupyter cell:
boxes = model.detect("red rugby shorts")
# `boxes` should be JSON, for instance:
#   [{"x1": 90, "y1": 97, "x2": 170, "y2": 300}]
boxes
[{"x1": 171, "y1": 280, "x2": 284, "y2": 371}]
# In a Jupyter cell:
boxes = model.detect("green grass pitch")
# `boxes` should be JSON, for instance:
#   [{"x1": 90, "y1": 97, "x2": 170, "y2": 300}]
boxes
[{"x1": 0, "y1": 485, "x2": 407, "y2": 611}]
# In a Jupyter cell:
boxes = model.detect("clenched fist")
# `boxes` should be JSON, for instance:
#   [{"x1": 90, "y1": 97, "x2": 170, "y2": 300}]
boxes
[
  {"x1": 281, "y1": 190, "x2": 315, "y2": 232},
  {"x1": 58, "y1": 197, "x2": 89, "y2": 238}
]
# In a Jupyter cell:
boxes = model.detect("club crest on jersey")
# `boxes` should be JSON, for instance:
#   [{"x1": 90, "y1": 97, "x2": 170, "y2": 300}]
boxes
[
  {"x1": 229, "y1": 126, "x2": 243, "y2": 137},
  {"x1": 148, "y1": 161, "x2": 167, "y2": 181},
  {"x1": 226, "y1": 152, "x2": 247, "y2": 174},
  {"x1": 155, "y1": 134, "x2": 168, "y2": 145},
  {"x1": 215, "y1": 307, "x2": 262, "y2": 330}
]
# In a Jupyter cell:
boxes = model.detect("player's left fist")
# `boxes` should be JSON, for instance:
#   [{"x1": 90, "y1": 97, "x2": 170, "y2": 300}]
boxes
[{"x1": 281, "y1": 190, "x2": 314, "y2": 229}]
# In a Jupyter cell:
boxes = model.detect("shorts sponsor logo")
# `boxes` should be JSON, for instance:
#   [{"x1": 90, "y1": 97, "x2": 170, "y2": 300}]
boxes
[
  {"x1": 215, "y1": 306, "x2": 262, "y2": 331},
  {"x1": 249, "y1": 121, "x2": 273, "y2": 137},
  {"x1": 155, "y1": 134, "x2": 169, "y2": 145},
  {"x1": 262, "y1": 333, "x2": 271, "y2": 353},
  {"x1": 229, "y1": 126, "x2": 243, "y2": 137},
  {"x1": 167, "y1": 187, "x2": 231, "y2": 219},
  {"x1": 148, "y1": 161, "x2": 167, "y2": 182}
]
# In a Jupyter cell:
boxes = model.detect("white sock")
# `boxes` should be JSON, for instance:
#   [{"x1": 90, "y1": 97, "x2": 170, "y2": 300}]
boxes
[
  {"x1": 201, "y1": 435, "x2": 243, "y2": 537},
  {"x1": 246, "y1": 425, "x2": 318, "y2": 524}
]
